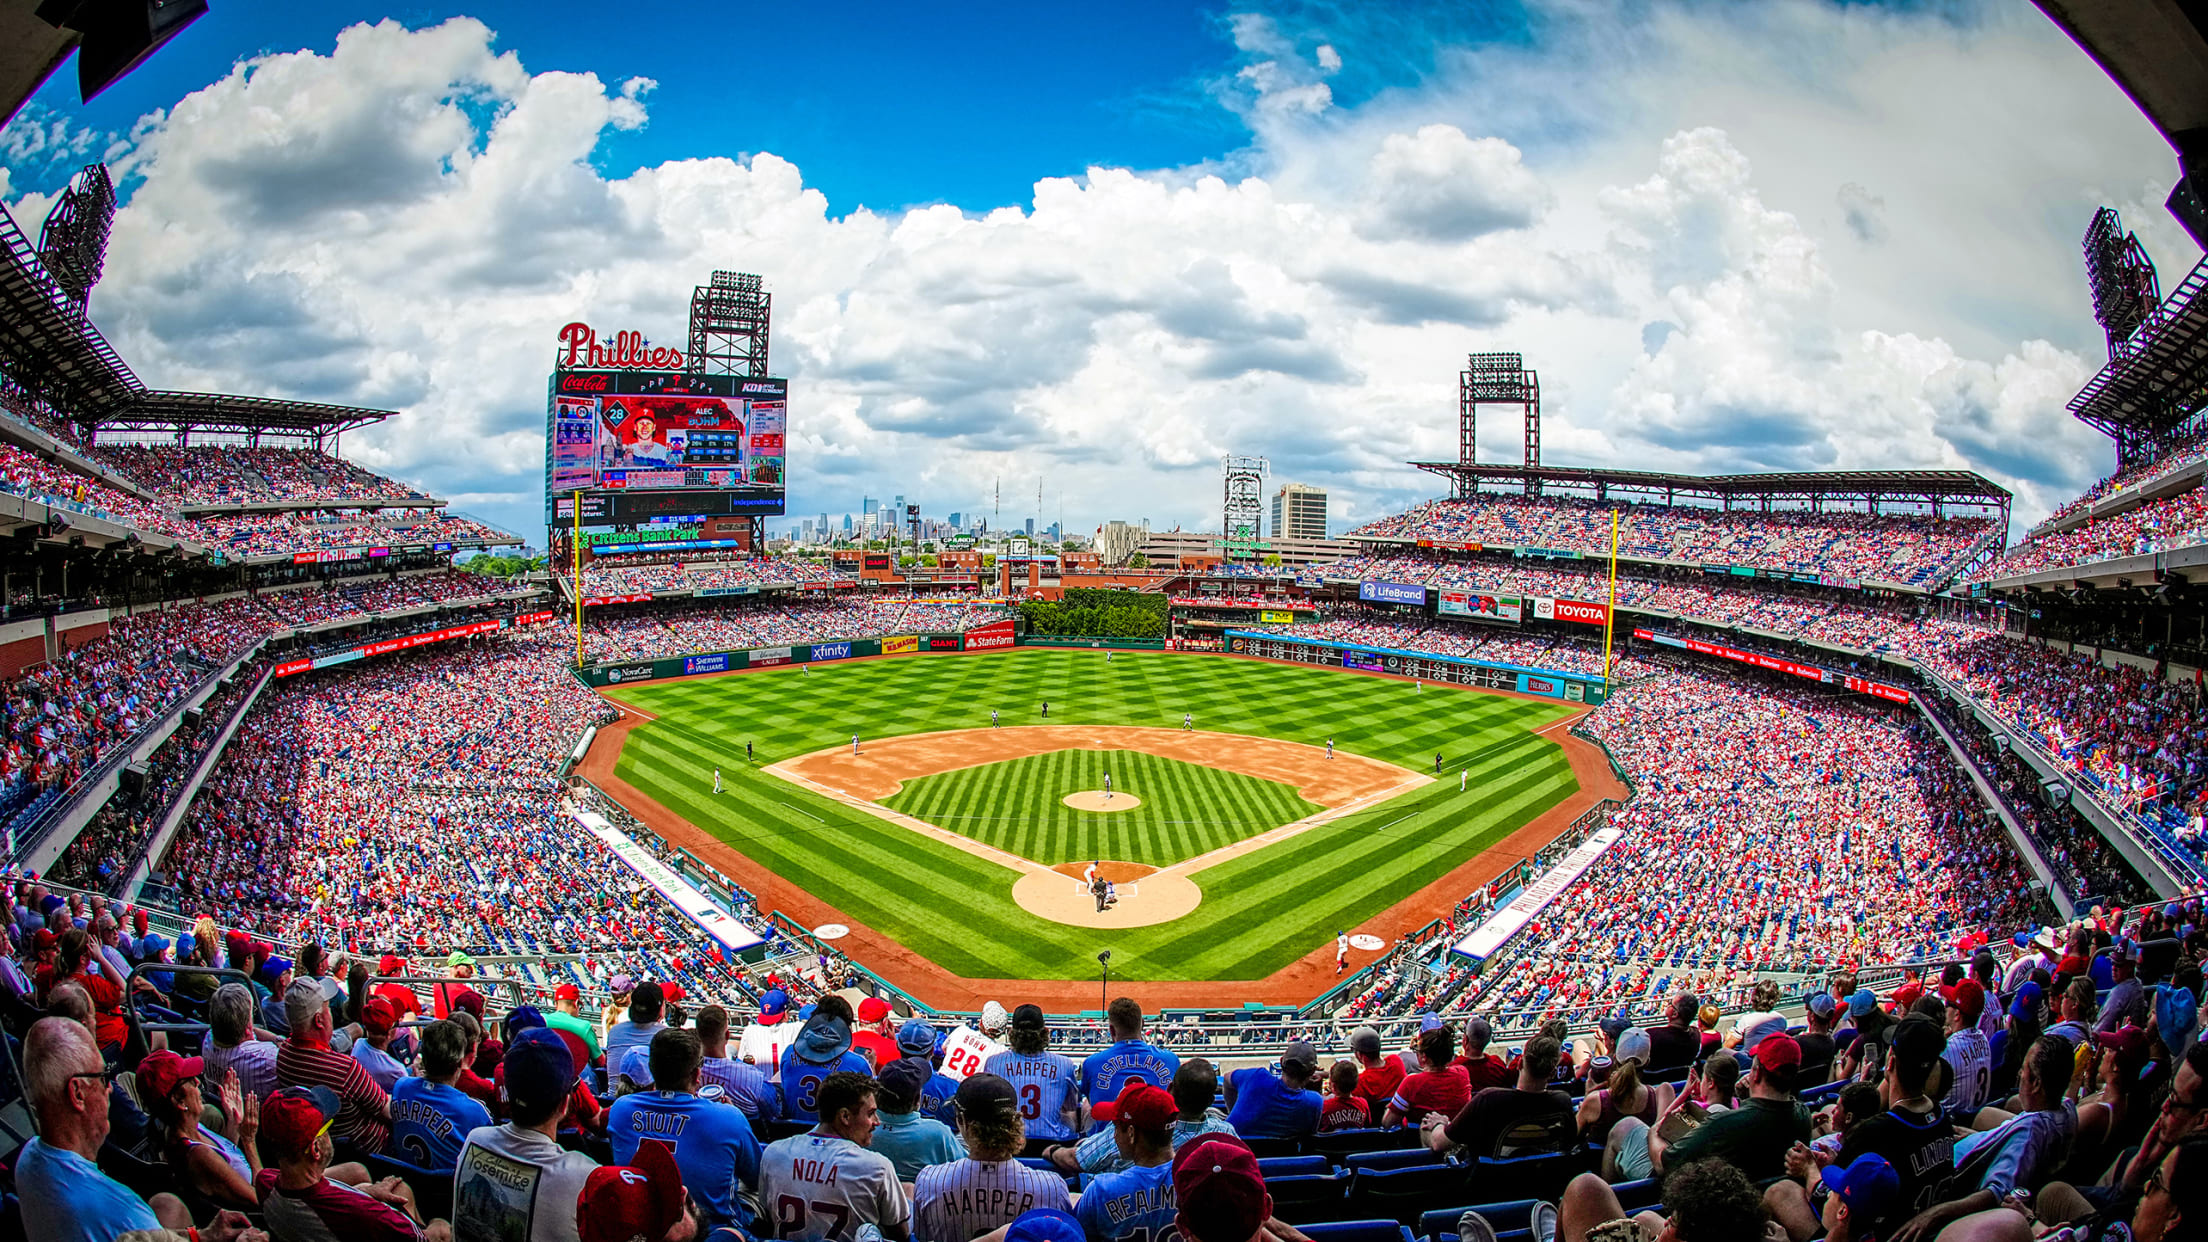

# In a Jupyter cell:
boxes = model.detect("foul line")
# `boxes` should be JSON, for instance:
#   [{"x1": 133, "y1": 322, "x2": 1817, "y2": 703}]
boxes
[
  {"x1": 783, "y1": 803, "x2": 824, "y2": 823},
  {"x1": 762, "y1": 763, "x2": 1052, "y2": 877}
]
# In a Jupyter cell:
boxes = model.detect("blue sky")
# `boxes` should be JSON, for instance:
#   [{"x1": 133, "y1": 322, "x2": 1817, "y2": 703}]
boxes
[{"x1": 0, "y1": 0, "x2": 2190, "y2": 541}]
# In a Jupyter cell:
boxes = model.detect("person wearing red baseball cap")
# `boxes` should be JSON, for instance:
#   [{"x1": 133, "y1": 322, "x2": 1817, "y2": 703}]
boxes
[
  {"x1": 352, "y1": 996, "x2": 407, "y2": 1093},
  {"x1": 1173, "y1": 1138, "x2": 1272, "y2": 1242},
  {"x1": 1643, "y1": 1034, "x2": 1810, "y2": 1181},
  {"x1": 1074, "y1": 1083, "x2": 1179, "y2": 1242},
  {"x1": 257, "y1": 1086, "x2": 449, "y2": 1241},
  {"x1": 1939, "y1": 981, "x2": 1994, "y2": 1116},
  {"x1": 141, "y1": 1049, "x2": 261, "y2": 1212},
  {"x1": 549, "y1": 982, "x2": 604, "y2": 1060},
  {"x1": 373, "y1": 954, "x2": 424, "y2": 1025},
  {"x1": 579, "y1": 1138, "x2": 697, "y2": 1242},
  {"x1": 852, "y1": 995, "x2": 900, "y2": 1069}
]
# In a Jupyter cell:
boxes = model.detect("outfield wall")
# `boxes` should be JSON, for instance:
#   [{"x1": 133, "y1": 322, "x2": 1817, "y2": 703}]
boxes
[{"x1": 1221, "y1": 631, "x2": 1610, "y2": 705}]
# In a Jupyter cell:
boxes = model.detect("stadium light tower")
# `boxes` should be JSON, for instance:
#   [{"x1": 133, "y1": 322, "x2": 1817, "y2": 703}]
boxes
[
  {"x1": 686, "y1": 271, "x2": 771, "y2": 378},
  {"x1": 1223, "y1": 455, "x2": 1267, "y2": 560},
  {"x1": 1459, "y1": 353, "x2": 1541, "y2": 497},
  {"x1": 36, "y1": 163, "x2": 116, "y2": 318}
]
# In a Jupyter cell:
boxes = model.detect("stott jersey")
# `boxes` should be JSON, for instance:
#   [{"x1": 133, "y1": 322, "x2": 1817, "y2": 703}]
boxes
[
  {"x1": 912, "y1": 1157, "x2": 1072, "y2": 1242},
  {"x1": 1075, "y1": 1160, "x2": 1177, "y2": 1242},
  {"x1": 609, "y1": 1090, "x2": 763, "y2": 1228},
  {"x1": 778, "y1": 1046, "x2": 876, "y2": 1124},
  {"x1": 1080, "y1": 1040, "x2": 1181, "y2": 1110},
  {"x1": 759, "y1": 1132, "x2": 911, "y2": 1242},
  {"x1": 1941, "y1": 1027, "x2": 1993, "y2": 1113},
  {"x1": 983, "y1": 1049, "x2": 1082, "y2": 1142}
]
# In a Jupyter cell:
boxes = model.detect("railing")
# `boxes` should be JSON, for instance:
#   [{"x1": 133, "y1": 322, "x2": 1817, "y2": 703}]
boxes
[{"x1": 123, "y1": 663, "x2": 275, "y2": 900}]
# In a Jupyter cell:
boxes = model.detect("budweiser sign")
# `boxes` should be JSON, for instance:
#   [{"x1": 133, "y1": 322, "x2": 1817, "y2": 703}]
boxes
[{"x1": 558, "y1": 321, "x2": 684, "y2": 370}]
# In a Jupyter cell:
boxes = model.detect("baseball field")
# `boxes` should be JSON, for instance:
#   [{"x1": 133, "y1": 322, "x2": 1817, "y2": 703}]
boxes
[{"x1": 589, "y1": 648, "x2": 1599, "y2": 1003}]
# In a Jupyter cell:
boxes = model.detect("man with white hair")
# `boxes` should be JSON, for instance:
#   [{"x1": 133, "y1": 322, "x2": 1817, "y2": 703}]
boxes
[
  {"x1": 276, "y1": 978, "x2": 391, "y2": 1152},
  {"x1": 980, "y1": 1001, "x2": 1010, "y2": 1041}
]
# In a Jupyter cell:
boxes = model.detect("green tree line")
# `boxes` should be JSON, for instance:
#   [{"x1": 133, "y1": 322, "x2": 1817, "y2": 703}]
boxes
[{"x1": 1016, "y1": 587, "x2": 1167, "y2": 639}]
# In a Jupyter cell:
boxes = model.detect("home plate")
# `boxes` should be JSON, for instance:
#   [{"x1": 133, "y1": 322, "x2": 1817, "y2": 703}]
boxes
[
  {"x1": 1063, "y1": 792, "x2": 1141, "y2": 812},
  {"x1": 1349, "y1": 934, "x2": 1385, "y2": 951}
]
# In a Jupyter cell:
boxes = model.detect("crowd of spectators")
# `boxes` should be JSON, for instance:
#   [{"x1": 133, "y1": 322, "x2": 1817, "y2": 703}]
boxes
[
  {"x1": 192, "y1": 508, "x2": 509, "y2": 559},
  {"x1": 0, "y1": 441, "x2": 200, "y2": 540},
  {"x1": 1349, "y1": 496, "x2": 1998, "y2": 587},
  {"x1": 2035, "y1": 428, "x2": 2208, "y2": 529},
  {"x1": 1975, "y1": 485, "x2": 2208, "y2": 580},
  {"x1": 570, "y1": 554, "x2": 841, "y2": 597},
  {"x1": 584, "y1": 597, "x2": 1007, "y2": 661},
  {"x1": 255, "y1": 571, "x2": 513, "y2": 629},
  {"x1": 89, "y1": 445, "x2": 432, "y2": 508},
  {"x1": 1277, "y1": 607, "x2": 1659, "y2": 679}
]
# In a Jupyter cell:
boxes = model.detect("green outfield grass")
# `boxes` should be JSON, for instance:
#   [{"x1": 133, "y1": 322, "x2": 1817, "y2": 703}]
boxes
[
  {"x1": 604, "y1": 648, "x2": 1580, "y2": 982},
  {"x1": 881, "y1": 749, "x2": 1324, "y2": 866}
]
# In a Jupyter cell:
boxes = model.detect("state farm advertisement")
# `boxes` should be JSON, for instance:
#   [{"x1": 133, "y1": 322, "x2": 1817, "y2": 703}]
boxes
[
  {"x1": 963, "y1": 620, "x2": 1015, "y2": 651},
  {"x1": 1532, "y1": 597, "x2": 1609, "y2": 626}
]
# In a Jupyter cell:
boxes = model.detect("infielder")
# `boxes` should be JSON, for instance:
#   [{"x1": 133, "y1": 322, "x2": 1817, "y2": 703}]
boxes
[
  {"x1": 1460, "y1": 769, "x2": 1467, "y2": 792},
  {"x1": 853, "y1": 735, "x2": 861, "y2": 757},
  {"x1": 1041, "y1": 700, "x2": 1049, "y2": 718},
  {"x1": 1435, "y1": 753, "x2": 1443, "y2": 774},
  {"x1": 1182, "y1": 712, "x2": 1192, "y2": 731},
  {"x1": 757, "y1": 1072, "x2": 910, "y2": 1242},
  {"x1": 747, "y1": 741, "x2": 754, "y2": 762},
  {"x1": 1336, "y1": 930, "x2": 1349, "y2": 974},
  {"x1": 991, "y1": 709, "x2": 1000, "y2": 728},
  {"x1": 1325, "y1": 738, "x2": 1334, "y2": 760},
  {"x1": 713, "y1": 767, "x2": 723, "y2": 794}
]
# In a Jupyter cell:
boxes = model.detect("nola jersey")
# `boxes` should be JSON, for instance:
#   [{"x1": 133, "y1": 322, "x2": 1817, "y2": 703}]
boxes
[
  {"x1": 982, "y1": 1049, "x2": 1082, "y2": 1142},
  {"x1": 758, "y1": 1132, "x2": 910, "y2": 1242},
  {"x1": 1075, "y1": 1160, "x2": 1177, "y2": 1242},
  {"x1": 912, "y1": 1158, "x2": 1071, "y2": 1242},
  {"x1": 1940, "y1": 1027, "x2": 1993, "y2": 1113}
]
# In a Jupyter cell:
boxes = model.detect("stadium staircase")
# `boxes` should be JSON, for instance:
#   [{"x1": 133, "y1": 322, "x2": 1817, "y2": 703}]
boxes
[{"x1": 118, "y1": 664, "x2": 273, "y2": 901}]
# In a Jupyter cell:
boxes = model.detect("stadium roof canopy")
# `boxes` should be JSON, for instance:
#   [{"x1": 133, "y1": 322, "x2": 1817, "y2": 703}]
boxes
[
  {"x1": 2032, "y1": 1, "x2": 2208, "y2": 149},
  {"x1": 0, "y1": 203, "x2": 393, "y2": 443},
  {"x1": 1409, "y1": 462, "x2": 2012, "y2": 511}
]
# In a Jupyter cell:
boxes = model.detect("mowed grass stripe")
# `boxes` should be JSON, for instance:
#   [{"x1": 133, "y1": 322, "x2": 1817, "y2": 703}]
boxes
[{"x1": 607, "y1": 649, "x2": 1582, "y2": 981}]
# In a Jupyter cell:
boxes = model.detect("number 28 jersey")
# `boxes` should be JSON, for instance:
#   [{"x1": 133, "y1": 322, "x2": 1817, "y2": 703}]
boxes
[
  {"x1": 758, "y1": 1132, "x2": 911, "y2": 1242},
  {"x1": 983, "y1": 1049, "x2": 1082, "y2": 1142}
]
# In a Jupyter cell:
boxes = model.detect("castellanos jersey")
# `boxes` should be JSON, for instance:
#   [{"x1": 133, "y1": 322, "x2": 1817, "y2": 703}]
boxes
[
  {"x1": 1080, "y1": 1041, "x2": 1181, "y2": 1110},
  {"x1": 1075, "y1": 1160, "x2": 1177, "y2": 1242},
  {"x1": 912, "y1": 1158, "x2": 1071, "y2": 1242},
  {"x1": 758, "y1": 1131, "x2": 910, "y2": 1242},
  {"x1": 983, "y1": 1049, "x2": 1082, "y2": 1143}
]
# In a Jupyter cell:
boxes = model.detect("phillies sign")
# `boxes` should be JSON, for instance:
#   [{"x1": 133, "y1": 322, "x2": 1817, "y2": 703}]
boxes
[{"x1": 558, "y1": 321, "x2": 685, "y2": 371}]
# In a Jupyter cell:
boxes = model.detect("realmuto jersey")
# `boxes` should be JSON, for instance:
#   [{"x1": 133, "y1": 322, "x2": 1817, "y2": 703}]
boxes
[
  {"x1": 759, "y1": 1133, "x2": 910, "y2": 1242},
  {"x1": 913, "y1": 1158, "x2": 1072, "y2": 1242},
  {"x1": 982, "y1": 1049, "x2": 1081, "y2": 1141},
  {"x1": 1941, "y1": 1027, "x2": 1993, "y2": 1112}
]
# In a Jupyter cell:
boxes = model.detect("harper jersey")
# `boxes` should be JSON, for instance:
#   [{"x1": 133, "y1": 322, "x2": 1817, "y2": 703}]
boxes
[
  {"x1": 912, "y1": 1157, "x2": 1072, "y2": 1242},
  {"x1": 1074, "y1": 1160, "x2": 1177, "y2": 1242},
  {"x1": 982, "y1": 1049, "x2": 1082, "y2": 1142},
  {"x1": 1941, "y1": 1027, "x2": 1993, "y2": 1113},
  {"x1": 758, "y1": 1131, "x2": 910, "y2": 1242}
]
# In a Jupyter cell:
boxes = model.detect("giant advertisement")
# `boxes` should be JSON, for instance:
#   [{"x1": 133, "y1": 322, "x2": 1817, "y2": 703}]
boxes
[
  {"x1": 1358, "y1": 581, "x2": 1427, "y2": 606},
  {"x1": 1438, "y1": 590, "x2": 1522, "y2": 623},
  {"x1": 546, "y1": 323, "x2": 788, "y2": 522}
]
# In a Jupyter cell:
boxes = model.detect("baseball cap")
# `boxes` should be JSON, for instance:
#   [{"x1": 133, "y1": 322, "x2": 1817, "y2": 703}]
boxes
[
  {"x1": 1092, "y1": 1080, "x2": 1177, "y2": 1130},
  {"x1": 2097, "y1": 1027, "x2": 2150, "y2": 1075},
  {"x1": 1011, "y1": 1003, "x2": 1048, "y2": 1032},
  {"x1": 1598, "y1": 1016, "x2": 1631, "y2": 1043},
  {"x1": 1614, "y1": 1027, "x2": 1652, "y2": 1064},
  {"x1": 31, "y1": 928, "x2": 55, "y2": 952},
  {"x1": 261, "y1": 1086, "x2": 339, "y2": 1162},
  {"x1": 1807, "y1": 993, "x2": 1838, "y2": 1020},
  {"x1": 2009, "y1": 981, "x2": 2045, "y2": 1022},
  {"x1": 451, "y1": 988, "x2": 485, "y2": 1019},
  {"x1": 1281, "y1": 1040, "x2": 1319, "y2": 1071},
  {"x1": 378, "y1": 954, "x2": 405, "y2": 975},
  {"x1": 1350, "y1": 1026, "x2": 1381, "y2": 1058},
  {"x1": 759, "y1": 988, "x2": 789, "y2": 1019},
  {"x1": 506, "y1": 1005, "x2": 546, "y2": 1036},
  {"x1": 1951, "y1": 980, "x2": 1987, "y2": 1023},
  {"x1": 1419, "y1": 1012, "x2": 1444, "y2": 1032},
  {"x1": 897, "y1": 1018, "x2": 938, "y2": 1055},
  {"x1": 956, "y1": 1072, "x2": 1018, "y2": 1120},
  {"x1": 618, "y1": 1046, "x2": 655, "y2": 1087},
  {"x1": 1174, "y1": 1138, "x2": 1269, "y2": 1242},
  {"x1": 1752, "y1": 1032, "x2": 1802, "y2": 1074},
  {"x1": 858, "y1": 996, "x2": 893, "y2": 1023},
  {"x1": 362, "y1": 996, "x2": 397, "y2": 1037},
  {"x1": 1891, "y1": 1018, "x2": 1946, "y2": 1075},
  {"x1": 1005, "y1": 1209, "x2": 1088, "y2": 1242},
  {"x1": 632, "y1": 981, "x2": 665, "y2": 1012},
  {"x1": 1847, "y1": 989, "x2": 1879, "y2": 1018},
  {"x1": 2012, "y1": 932, "x2": 2033, "y2": 948},
  {"x1": 505, "y1": 1031, "x2": 581, "y2": 1112},
  {"x1": 659, "y1": 982, "x2": 686, "y2": 1005},
  {"x1": 980, "y1": 1001, "x2": 1008, "y2": 1032},
  {"x1": 136, "y1": 1050, "x2": 203, "y2": 1111},
  {"x1": 878, "y1": 1056, "x2": 932, "y2": 1112},
  {"x1": 446, "y1": 950, "x2": 475, "y2": 969},
  {"x1": 609, "y1": 974, "x2": 635, "y2": 995},
  {"x1": 580, "y1": 1137, "x2": 687, "y2": 1242},
  {"x1": 555, "y1": 983, "x2": 581, "y2": 1003},
  {"x1": 1821, "y1": 1154, "x2": 1902, "y2": 1222}
]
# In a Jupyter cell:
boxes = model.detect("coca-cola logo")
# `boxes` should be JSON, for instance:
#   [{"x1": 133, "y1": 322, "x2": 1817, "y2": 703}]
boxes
[
  {"x1": 558, "y1": 321, "x2": 684, "y2": 370},
  {"x1": 559, "y1": 373, "x2": 611, "y2": 393}
]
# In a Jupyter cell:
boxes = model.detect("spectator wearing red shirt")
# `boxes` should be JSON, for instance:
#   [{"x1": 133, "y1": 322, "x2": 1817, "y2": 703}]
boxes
[
  {"x1": 275, "y1": 980, "x2": 392, "y2": 1153},
  {"x1": 48, "y1": 929, "x2": 129, "y2": 1054},
  {"x1": 1349, "y1": 1026, "x2": 1404, "y2": 1116},
  {"x1": 1383, "y1": 1026, "x2": 1471, "y2": 1128},
  {"x1": 373, "y1": 955, "x2": 423, "y2": 1023},
  {"x1": 1317, "y1": 1062, "x2": 1370, "y2": 1132},
  {"x1": 432, "y1": 951, "x2": 477, "y2": 1020},
  {"x1": 1456, "y1": 1017, "x2": 1511, "y2": 1092},
  {"x1": 850, "y1": 996, "x2": 900, "y2": 1068}
]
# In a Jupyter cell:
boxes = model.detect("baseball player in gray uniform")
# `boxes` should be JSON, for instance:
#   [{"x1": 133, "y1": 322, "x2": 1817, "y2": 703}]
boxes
[
  {"x1": 911, "y1": 1074, "x2": 1070, "y2": 1242},
  {"x1": 758, "y1": 1072, "x2": 911, "y2": 1241}
]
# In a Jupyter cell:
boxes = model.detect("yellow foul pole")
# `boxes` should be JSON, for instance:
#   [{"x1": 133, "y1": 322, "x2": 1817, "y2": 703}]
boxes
[
  {"x1": 1601, "y1": 508, "x2": 1620, "y2": 699},
  {"x1": 572, "y1": 489, "x2": 584, "y2": 668}
]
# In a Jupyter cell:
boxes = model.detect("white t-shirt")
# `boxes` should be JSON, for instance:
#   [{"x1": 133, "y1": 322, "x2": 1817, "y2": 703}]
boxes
[
  {"x1": 759, "y1": 1131, "x2": 911, "y2": 1242},
  {"x1": 454, "y1": 1123, "x2": 600, "y2": 1242},
  {"x1": 740, "y1": 1023, "x2": 794, "y2": 1084}
]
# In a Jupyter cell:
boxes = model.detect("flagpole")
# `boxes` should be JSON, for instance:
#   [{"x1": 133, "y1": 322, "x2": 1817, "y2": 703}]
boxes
[{"x1": 1601, "y1": 508, "x2": 1620, "y2": 699}]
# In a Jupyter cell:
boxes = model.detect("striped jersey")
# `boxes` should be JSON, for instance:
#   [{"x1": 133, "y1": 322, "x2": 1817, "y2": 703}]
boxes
[
  {"x1": 758, "y1": 1132, "x2": 910, "y2": 1242},
  {"x1": 1075, "y1": 1160, "x2": 1177, "y2": 1242},
  {"x1": 982, "y1": 1049, "x2": 1082, "y2": 1142},
  {"x1": 912, "y1": 1158, "x2": 1072, "y2": 1242},
  {"x1": 1941, "y1": 1027, "x2": 1993, "y2": 1113}
]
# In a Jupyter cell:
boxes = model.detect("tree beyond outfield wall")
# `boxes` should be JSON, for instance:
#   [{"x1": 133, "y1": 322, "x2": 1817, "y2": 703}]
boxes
[{"x1": 1016, "y1": 587, "x2": 1168, "y2": 639}]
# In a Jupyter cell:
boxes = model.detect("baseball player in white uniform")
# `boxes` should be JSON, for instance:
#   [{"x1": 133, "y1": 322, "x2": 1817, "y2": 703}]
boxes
[
  {"x1": 853, "y1": 735, "x2": 861, "y2": 757},
  {"x1": 1182, "y1": 713, "x2": 1191, "y2": 731},
  {"x1": 1325, "y1": 738, "x2": 1333, "y2": 760},
  {"x1": 758, "y1": 1072, "x2": 911, "y2": 1242},
  {"x1": 1336, "y1": 931, "x2": 1350, "y2": 974},
  {"x1": 714, "y1": 767, "x2": 723, "y2": 794},
  {"x1": 911, "y1": 1073, "x2": 1069, "y2": 1242},
  {"x1": 1103, "y1": 772, "x2": 1112, "y2": 803}
]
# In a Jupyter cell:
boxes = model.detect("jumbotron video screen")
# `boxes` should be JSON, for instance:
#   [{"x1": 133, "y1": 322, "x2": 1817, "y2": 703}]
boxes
[{"x1": 545, "y1": 369, "x2": 788, "y2": 523}]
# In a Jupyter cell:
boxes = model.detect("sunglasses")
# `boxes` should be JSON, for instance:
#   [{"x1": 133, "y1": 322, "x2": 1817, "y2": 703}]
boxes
[{"x1": 69, "y1": 1067, "x2": 117, "y2": 1086}]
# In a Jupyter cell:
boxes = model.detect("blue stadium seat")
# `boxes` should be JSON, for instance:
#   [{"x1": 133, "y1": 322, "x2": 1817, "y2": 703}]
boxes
[
  {"x1": 1268, "y1": 1173, "x2": 1352, "y2": 1224},
  {"x1": 1468, "y1": 1152, "x2": 1579, "y2": 1204},
  {"x1": 1309, "y1": 1128, "x2": 1418, "y2": 1161},
  {"x1": 1260, "y1": 1155, "x2": 1335, "y2": 1179},
  {"x1": 1418, "y1": 1198, "x2": 1540, "y2": 1242},
  {"x1": 1346, "y1": 1148, "x2": 1448, "y2": 1173},
  {"x1": 1345, "y1": 1164, "x2": 1472, "y2": 1227},
  {"x1": 1613, "y1": 1178, "x2": 1662, "y2": 1212},
  {"x1": 1299, "y1": 1221, "x2": 1418, "y2": 1242}
]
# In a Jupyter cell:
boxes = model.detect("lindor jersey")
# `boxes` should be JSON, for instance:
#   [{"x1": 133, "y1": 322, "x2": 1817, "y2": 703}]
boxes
[
  {"x1": 982, "y1": 1049, "x2": 1082, "y2": 1142},
  {"x1": 912, "y1": 1158, "x2": 1071, "y2": 1242},
  {"x1": 759, "y1": 1132, "x2": 910, "y2": 1242}
]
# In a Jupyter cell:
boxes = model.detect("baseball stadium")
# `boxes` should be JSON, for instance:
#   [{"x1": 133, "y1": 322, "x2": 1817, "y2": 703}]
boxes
[{"x1": 1, "y1": 4, "x2": 2207, "y2": 1242}]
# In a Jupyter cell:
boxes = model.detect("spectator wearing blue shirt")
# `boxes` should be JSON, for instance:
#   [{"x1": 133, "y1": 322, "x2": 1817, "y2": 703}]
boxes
[
  {"x1": 606, "y1": 980, "x2": 671, "y2": 1066},
  {"x1": 893, "y1": 1018, "x2": 962, "y2": 1125},
  {"x1": 15, "y1": 1016, "x2": 200, "y2": 1242},
  {"x1": 1072, "y1": 1081, "x2": 1180, "y2": 1242},
  {"x1": 389, "y1": 1018, "x2": 493, "y2": 1172},
  {"x1": 1079, "y1": 999, "x2": 1181, "y2": 1127},
  {"x1": 612, "y1": 1027, "x2": 764, "y2": 1231},
  {"x1": 986, "y1": 1005, "x2": 1084, "y2": 1152},
  {"x1": 778, "y1": 1000, "x2": 873, "y2": 1125},
  {"x1": 1223, "y1": 1039, "x2": 1323, "y2": 1140},
  {"x1": 870, "y1": 1055, "x2": 966, "y2": 1180},
  {"x1": 697, "y1": 1004, "x2": 773, "y2": 1120}
]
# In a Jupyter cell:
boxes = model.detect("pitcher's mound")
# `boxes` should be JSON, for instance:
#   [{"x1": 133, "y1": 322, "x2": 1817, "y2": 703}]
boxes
[{"x1": 1063, "y1": 791, "x2": 1141, "y2": 812}]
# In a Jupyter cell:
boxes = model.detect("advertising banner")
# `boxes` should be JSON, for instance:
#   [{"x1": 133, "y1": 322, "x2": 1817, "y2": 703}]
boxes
[
  {"x1": 963, "y1": 620, "x2": 1015, "y2": 651},
  {"x1": 1531, "y1": 597, "x2": 1608, "y2": 626},
  {"x1": 545, "y1": 362, "x2": 788, "y2": 522},
  {"x1": 1515, "y1": 672, "x2": 1563, "y2": 698},
  {"x1": 1439, "y1": 590, "x2": 1522, "y2": 623},
  {"x1": 1639, "y1": 628, "x2": 1909, "y2": 703},
  {"x1": 1358, "y1": 581, "x2": 1427, "y2": 606},
  {"x1": 1453, "y1": 828, "x2": 1623, "y2": 958},
  {"x1": 602, "y1": 662, "x2": 659, "y2": 685},
  {"x1": 569, "y1": 808, "x2": 764, "y2": 953},
  {"x1": 683, "y1": 653, "x2": 730, "y2": 675},
  {"x1": 695, "y1": 586, "x2": 757, "y2": 598},
  {"x1": 884, "y1": 635, "x2": 919, "y2": 655},
  {"x1": 1343, "y1": 650, "x2": 1385, "y2": 672},
  {"x1": 927, "y1": 636, "x2": 961, "y2": 650},
  {"x1": 807, "y1": 642, "x2": 853, "y2": 662},
  {"x1": 750, "y1": 646, "x2": 793, "y2": 667},
  {"x1": 864, "y1": 554, "x2": 892, "y2": 571},
  {"x1": 278, "y1": 619, "x2": 507, "y2": 677},
  {"x1": 579, "y1": 593, "x2": 654, "y2": 607},
  {"x1": 1512, "y1": 547, "x2": 1583, "y2": 560},
  {"x1": 1820, "y1": 573, "x2": 1862, "y2": 590},
  {"x1": 1259, "y1": 610, "x2": 1295, "y2": 624},
  {"x1": 514, "y1": 610, "x2": 559, "y2": 626},
  {"x1": 1416, "y1": 539, "x2": 1482, "y2": 552}
]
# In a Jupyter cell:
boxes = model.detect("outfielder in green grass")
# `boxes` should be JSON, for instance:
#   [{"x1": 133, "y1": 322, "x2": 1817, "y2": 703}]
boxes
[{"x1": 604, "y1": 649, "x2": 1580, "y2": 983}]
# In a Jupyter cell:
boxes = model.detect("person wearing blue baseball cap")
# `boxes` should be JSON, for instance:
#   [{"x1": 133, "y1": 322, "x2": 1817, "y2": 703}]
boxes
[{"x1": 870, "y1": 1056, "x2": 965, "y2": 1181}]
